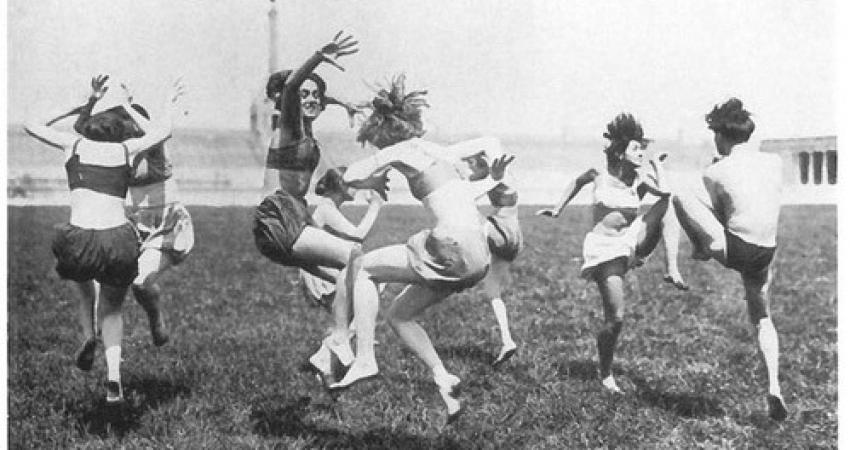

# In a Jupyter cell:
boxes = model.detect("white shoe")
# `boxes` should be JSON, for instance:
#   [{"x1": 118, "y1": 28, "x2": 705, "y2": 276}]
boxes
[
  {"x1": 435, "y1": 372, "x2": 463, "y2": 423},
  {"x1": 601, "y1": 375, "x2": 623, "y2": 394},
  {"x1": 308, "y1": 343, "x2": 332, "y2": 375},
  {"x1": 323, "y1": 333, "x2": 354, "y2": 367},
  {"x1": 105, "y1": 380, "x2": 124, "y2": 404}
]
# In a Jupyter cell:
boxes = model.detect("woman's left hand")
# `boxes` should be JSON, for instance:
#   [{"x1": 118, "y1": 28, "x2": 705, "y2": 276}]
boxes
[
  {"x1": 319, "y1": 31, "x2": 359, "y2": 72},
  {"x1": 489, "y1": 154, "x2": 516, "y2": 181}
]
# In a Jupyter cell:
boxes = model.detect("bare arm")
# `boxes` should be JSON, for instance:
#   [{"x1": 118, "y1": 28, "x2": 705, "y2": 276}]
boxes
[
  {"x1": 276, "y1": 32, "x2": 359, "y2": 143},
  {"x1": 536, "y1": 168, "x2": 598, "y2": 218},
  {"x1": 316, "y1": 195, "x2": 383, "y2": 242},
  {"x1": 120, "y1": 79, "x2": 185, "y2": 158},
  {"x1": 24, "y1": 108, "x2": 83, "y2": 150}
]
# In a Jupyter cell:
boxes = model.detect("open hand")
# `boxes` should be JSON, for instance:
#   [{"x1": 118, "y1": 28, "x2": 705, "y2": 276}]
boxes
[
  {"x1": 489, "y1": 154, "x2": 516, "y2": 181},
  {"x1": 319, "y1": 31, "x2": 359, "y2": 72},
  {"x1": 90, "y1": 74, "x2": 109, "y2": 100},
  {"x1": 368, "y1": 169, "x2": 391, "y2": 201}
]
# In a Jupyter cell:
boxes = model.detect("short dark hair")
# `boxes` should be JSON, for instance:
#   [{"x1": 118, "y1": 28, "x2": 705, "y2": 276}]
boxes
[
  {"x1": 705, "y1": 98, "x2": 754, "y2": 143},
  {"x1": 78, "y1": 104, "x2": 149, "y2": 142},
  {"x1": 602, "y1": 113, "x2": 649, "y2": 166},
  {"x1": 266, "y1": 70, "x2": 327, "y2": 111},
  {"x1": 357, "y1": 74, "x2": 428, "y2": 149}
]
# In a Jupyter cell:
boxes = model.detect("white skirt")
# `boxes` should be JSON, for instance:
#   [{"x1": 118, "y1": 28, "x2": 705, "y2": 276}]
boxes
[{"x1": 579, "y1": 226, "x2": 640, "y2": 280}]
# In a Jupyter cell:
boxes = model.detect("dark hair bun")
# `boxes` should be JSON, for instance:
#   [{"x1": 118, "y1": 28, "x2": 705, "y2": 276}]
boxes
[
  {"x1": 315, "y1": 167, "x2": 348, "y2": 196},
  {"x1": 603, "y1": 113, "x2": 646, "y2": 145},
  {"x1": 705, "y1": 97, "x2": 755, "y2": 143}
]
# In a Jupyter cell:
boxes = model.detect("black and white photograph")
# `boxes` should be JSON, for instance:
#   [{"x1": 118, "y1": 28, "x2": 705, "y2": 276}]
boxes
[{"x1": 3, "y1": 0, "x2": 840, "y2": 447}]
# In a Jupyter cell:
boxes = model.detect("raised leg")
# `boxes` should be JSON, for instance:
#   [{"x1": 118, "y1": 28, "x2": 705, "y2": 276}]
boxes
[
  {"x1": 72, "y1": 280, "x2": 98, "y2": 371},
  {"x1": 671, "y1": 186, "x2": 727, "y2": 264},
  {"x1": 132, "y1": 249, "x2": 173, "y2": 346}
]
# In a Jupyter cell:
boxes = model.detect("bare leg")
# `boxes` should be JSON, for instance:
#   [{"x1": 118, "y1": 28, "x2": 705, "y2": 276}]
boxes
[
  {"x1": 594, "y1": 258, "x2": 628, "y2": 393},
  {"x1": 132, "y1": 249, "x2": 173, "y2": 346},
  {"x1": 633, "y1": 196, "x2": 669, "y2": 259},
  {"x1": 72, "y1": 280, "x2": 98, "y2": 371},
  {"x1": 99, "y1": 283, "x2": 128, "y2": 402},
  {"x1": 661, "y1": 207, "x2": 688, "y2": 290},
  {"x1": 742, "y1": 266, "x2": 787, "y2": 420},
  {"x1": 671, "y1": 187, "x2": 727, "y2": 264},
  {"x1": 329, "y1": 245, "x2": 421, "y2": 388},
  {"x1": 384, "y1": 283, "x2": 461, "y2": 418},
  {"x1": 482, "y1": 258, "x2": 517, "y2": 365}
]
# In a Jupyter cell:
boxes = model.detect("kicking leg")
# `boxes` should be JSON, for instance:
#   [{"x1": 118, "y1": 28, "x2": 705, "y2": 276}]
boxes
[
  {"x1": 132, "y1": 249, "x2": 173, "y2": 346},
  {"x1": 743, "y1": 267, "x2": 787, "y2": 421},
  {"x1": 661, "y1": 207, "x2": 689, "y2": 290},
  {"x1": 594, "y1": 259, "x2": 628, "y2": 393},
  {"x1": 671, "y1": 186, "x2": 727, "y2": 264},
  {"x1": 482, "y1": 258, "x2": 517, "y2": 366}
]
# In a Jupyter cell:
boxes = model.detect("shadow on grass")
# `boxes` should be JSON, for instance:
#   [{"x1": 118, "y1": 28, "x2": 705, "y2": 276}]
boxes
[
  {"x1": 75, "y1": 376, "x2": 191, "y2": 439},
  {"x1": 251, "y1": 396, "x2": 463, "y2": 449},
  {"x1": 555, "y1": 359, "x2": 599, "y2": 381},
  {"x1": 435, "y1": 344, "x2": 493, "y2": 366},
  {"x1": 629, "y1": 375, "x2": 724, "y2": 419}
]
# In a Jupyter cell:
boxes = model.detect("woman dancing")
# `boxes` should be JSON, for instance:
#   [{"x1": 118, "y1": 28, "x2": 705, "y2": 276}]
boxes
[
  {"x1": 252, "y1": 32, "x2": 375, "y2": 301},
  {"x1": 313, "y1": 76, "x2": 493, "y2": 422},
  {"x1": 23, "y1": 76, "x2": 184, "y2": 403},
  {"x1": 537, "y1": 113, "x2": 670, "y2": 394},
  {"x1": 299, "y1": 167, "x2": 383, "y2": 311},
  {"x1": 671, "y1": 98, "x2": 787, "y2": 421},
  {"x1": 446, "y1": 138, "x2": 523, "y2": 366},
  {"x1": 73, "y1": 83, "x2": 194, "y2": 347}
]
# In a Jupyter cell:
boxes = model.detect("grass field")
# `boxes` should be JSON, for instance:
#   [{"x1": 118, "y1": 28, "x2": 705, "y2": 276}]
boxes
[{"x1": 7, "y1": 205, "x2": 837, "y2": 448}]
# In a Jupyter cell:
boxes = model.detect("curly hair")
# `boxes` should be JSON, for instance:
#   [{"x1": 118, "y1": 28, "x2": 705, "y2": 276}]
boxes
[
  {"x1": 265, "y1": 69, "x2": 327, "y2": 111},
  {"x1": 705, "y1": 98, "x2": 754, "y2": 143},
  {"x1": 602, "y1": 113, "x2": 649, "y2": 166},
  {"x1": 315, "y1": 166, "x2": 348, "y2": 197},
  {"x1": 356, "y1": 74, "x2": 428, "y2": 149}
]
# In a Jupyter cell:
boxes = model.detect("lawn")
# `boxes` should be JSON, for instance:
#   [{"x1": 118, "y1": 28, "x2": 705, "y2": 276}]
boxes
[{"x1": 6, "y1": 205, "x2": 837, "y2": 448}]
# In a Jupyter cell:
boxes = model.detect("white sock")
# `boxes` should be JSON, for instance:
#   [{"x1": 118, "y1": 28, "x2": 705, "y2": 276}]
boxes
[
  {"x1": 757, "y1": 317, "x2": 781, "y2": 396},
  {"x1": 491, "y1": 298, "x2": 514, "y2": 346},
  {"x1": 105, "y1": 345, "x2": 121, "y2": 382}
]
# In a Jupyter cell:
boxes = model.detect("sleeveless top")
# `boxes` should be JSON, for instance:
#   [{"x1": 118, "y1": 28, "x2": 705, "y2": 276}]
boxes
[
  {"x1": 65, "y1": 139, "x2": 132, "y2": 198},
  {"x1": 266, "y1": 136, "x2": 321, "y2": 172},
  {"x1": 129, "y1": 143, "x2": 173, "y2": 186},
  {"x1": 592, "y1": 172, "x2": 640, "y2": 210}
]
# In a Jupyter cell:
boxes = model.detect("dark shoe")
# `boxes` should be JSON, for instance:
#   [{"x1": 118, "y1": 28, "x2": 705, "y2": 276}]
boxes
[
  {"x1": 75, "y1": 338, "x2": 97, "y2": 371},
  {"x1": 767, "y1": 394, "x2": 788, "y2": 421},
  {"x1": 105, "y1": 380, "x2": 124, "y2": 404},
  {"x1": 492, "y1": 346, "x2": 517, "y2": 368}
]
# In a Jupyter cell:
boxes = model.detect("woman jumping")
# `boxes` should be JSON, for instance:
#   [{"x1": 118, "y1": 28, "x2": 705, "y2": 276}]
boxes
[{"x1": 24, "y1": 76, "x2": 184, "y2": 403}]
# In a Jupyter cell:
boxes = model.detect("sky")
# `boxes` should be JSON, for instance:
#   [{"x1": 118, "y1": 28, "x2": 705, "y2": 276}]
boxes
[{"x1": 5, "y1": 0, "x2": 837, "y2": 143}]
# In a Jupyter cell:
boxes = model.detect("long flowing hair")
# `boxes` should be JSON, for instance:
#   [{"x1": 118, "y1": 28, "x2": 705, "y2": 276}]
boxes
[{"x1": 356, "y1": 74, "x2": 428, "y2": 149}]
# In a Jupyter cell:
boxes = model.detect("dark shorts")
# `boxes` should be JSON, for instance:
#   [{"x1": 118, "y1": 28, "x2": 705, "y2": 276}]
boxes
[
  {"x1": 725, "y1": 230, "x2": 776, "y2": 278},
  {"x1": 253, "y1": 190, "x2": 313, "y2": 266},
  {"x1": 486, "y1": 215, "x2": 523, "y2": 262},
  {"x1": 51, "y1": 222, "x2": 140, "y2": 286}
]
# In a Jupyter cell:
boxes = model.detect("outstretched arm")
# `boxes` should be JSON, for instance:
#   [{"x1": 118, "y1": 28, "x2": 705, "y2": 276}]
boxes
[
  {"x1": 24, "y1": 106, "x2": 85, "y2": 150},
  {"x1": 72, "y1": 74, "x2": 110, "y2": 133},
  {"x1": 536, "y1": 168, "x2": 598, "y2": 218},
  {"x1": 276, "y1": 32, "x2": 359, "y2": 143}
]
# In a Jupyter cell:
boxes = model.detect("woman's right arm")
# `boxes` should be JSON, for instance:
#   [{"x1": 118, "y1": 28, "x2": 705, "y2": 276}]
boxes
[
  {"x1": 536, "y1": 168, "x2": 598, "y2": 218},
  {"x1": 24, "y1": 109, "x2": 81, "y2": 150}
]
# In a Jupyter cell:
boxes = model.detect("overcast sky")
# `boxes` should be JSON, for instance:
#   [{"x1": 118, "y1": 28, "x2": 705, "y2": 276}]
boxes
[{"x1": 6, "y1": 0, "x2": 837, "y2": 142}]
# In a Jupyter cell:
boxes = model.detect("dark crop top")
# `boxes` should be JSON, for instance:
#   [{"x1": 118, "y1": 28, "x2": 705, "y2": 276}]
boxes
[
  {"x1": 129, "y1": 143, "x2": 173, "y2": 187},
  {"x1": 266, "y1": 137, "x2": 321, "y2": 172},
  {"x1": 65, "y1": 139, "x2": 132, "y2": 198}
]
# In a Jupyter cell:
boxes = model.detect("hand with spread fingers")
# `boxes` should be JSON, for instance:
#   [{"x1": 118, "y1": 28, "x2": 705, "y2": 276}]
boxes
[
  {"x1": 90, "y1": 74, "x2": 110, "y2": 100},
  {"x1": 319, "y1": 31, "x2": 360, "y2": 72},
  {"x1": 489, "y1": 154, "x2": 516, "y2": 182}
]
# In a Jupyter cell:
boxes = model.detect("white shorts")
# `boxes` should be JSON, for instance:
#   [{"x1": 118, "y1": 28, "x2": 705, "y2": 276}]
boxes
[
  {"x1": 127, "y1": 202, "x2": 195, "y2": 264},
  {"x1": 579, "y1": 226, "x2": 640, "y2": 280}
]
